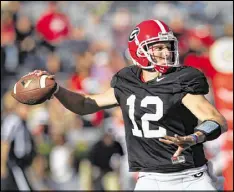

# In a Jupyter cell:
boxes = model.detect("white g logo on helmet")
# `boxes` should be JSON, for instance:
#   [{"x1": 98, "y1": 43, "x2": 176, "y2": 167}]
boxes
[{"x1": 129, "y1": 27, "x2": 140, "y2": 42}]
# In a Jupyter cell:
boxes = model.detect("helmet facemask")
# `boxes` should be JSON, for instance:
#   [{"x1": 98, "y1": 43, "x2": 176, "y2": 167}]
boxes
[{"x1": 134, "y1": 32, "x2": 180, "y2": 70}]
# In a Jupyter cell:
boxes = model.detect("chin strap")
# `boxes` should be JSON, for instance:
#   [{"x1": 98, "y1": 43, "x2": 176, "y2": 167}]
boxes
[{"x1": 154, "y1": 65, "x2": 170, "y2": 74}]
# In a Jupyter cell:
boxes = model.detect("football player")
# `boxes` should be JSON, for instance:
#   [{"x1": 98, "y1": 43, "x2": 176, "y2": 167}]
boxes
[{"x1": 28, "y1": 19, "x2": 227, "y2": 190}]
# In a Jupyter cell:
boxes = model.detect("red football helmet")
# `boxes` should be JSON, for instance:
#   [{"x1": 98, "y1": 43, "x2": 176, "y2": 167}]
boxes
[{"x1": 128, "y1": 19, "x2": 180, "y2": 73}]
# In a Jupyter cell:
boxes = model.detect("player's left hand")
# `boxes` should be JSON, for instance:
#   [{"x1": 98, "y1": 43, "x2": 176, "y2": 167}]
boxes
[{"x1": 159, "y1": 134, "x2": 196, "y2": 157}]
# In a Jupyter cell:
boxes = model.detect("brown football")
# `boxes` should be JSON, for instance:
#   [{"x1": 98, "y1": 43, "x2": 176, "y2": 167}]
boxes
[{"x1": 11, "y1": 74, "x2": 56, "y2": 105}]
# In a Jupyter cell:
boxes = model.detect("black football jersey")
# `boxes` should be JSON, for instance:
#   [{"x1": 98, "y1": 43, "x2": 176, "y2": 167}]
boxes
[{"x1": 111, "y1": 65, "x2": 209, "y2": 173}]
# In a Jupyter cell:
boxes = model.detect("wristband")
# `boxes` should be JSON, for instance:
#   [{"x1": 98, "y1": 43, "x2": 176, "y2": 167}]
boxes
[
  {"x1": 194, "y1": 120, "x2": 221, "y2": 141},
  {"x1": 190, "y1": 134, "x2": 198, "y2": 144}
]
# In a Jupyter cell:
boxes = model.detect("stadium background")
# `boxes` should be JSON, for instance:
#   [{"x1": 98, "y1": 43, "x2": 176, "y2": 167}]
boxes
[{"x1": 1, "y1": 1, "x2": 233, "y2": 190}]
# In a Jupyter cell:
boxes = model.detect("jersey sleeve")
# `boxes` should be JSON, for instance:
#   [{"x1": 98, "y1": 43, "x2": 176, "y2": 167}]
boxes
[
  {"x1": 174, "y1": 67, "x2": 209, "y2": 103},
  {"x1": 110, "y1": 74, "x2": 118, "y2": 88},
  {"x1": 110, "y1": 66, "x2": 139, "y2": 105},
  {"x1": 110, "y1": 67, "x2": 130, "y2": 104},
  {"x1": 110, "y1": 73, "x2": 120, "y2": 104},
  {"x1": 180, "y1": 68, "x2": 209, "y2": 94}
]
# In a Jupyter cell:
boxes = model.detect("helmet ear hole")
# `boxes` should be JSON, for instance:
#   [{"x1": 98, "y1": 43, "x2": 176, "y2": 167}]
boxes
[
  {"x1": 138, "y1": 48, "x2": 144, "y2": 54},
  {"x1": 138, "y1": 46, "x2": 146, "y2": 56}
]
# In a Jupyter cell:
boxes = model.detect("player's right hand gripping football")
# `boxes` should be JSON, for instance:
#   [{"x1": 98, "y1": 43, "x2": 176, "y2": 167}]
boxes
[
  {"x1": 27, "y1": 69, "x2": 59, "y2": 98},
  {"x1": 28, "y1": 69, "x2": 55, "y2": 79}
]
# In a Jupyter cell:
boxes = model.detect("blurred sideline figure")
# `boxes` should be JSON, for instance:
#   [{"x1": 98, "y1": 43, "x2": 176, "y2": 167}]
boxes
[
  {"x1": 1, "y1": 91, "x2": 36, "y2": 190},
  {"x1": 88, "y1": 127, "x2": 124, "y2": 190},
  {"x1": 46, "y1": 133, "x2": 79, "y2": 190}
]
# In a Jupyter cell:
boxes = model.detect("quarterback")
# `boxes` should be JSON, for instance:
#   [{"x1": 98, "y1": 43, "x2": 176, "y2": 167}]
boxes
[{"x1": 28, "y1": 20, "x2": 227, "y2": 190}]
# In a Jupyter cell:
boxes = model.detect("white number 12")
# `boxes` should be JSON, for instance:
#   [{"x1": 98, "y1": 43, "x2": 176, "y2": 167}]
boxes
[{"x1": 127, "y1": 95, "x2": 167, "y2": 138}]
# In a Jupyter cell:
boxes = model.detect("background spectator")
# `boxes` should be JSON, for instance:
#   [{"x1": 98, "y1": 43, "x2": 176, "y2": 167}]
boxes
[{"x1": 88, "y1": 127, "x2": 124, "y2": 190}]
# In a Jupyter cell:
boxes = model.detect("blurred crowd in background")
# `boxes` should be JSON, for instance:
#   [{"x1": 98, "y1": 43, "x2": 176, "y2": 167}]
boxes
[{"x1": 1, "y1": 1, "x2": 233, "y2": 190}]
